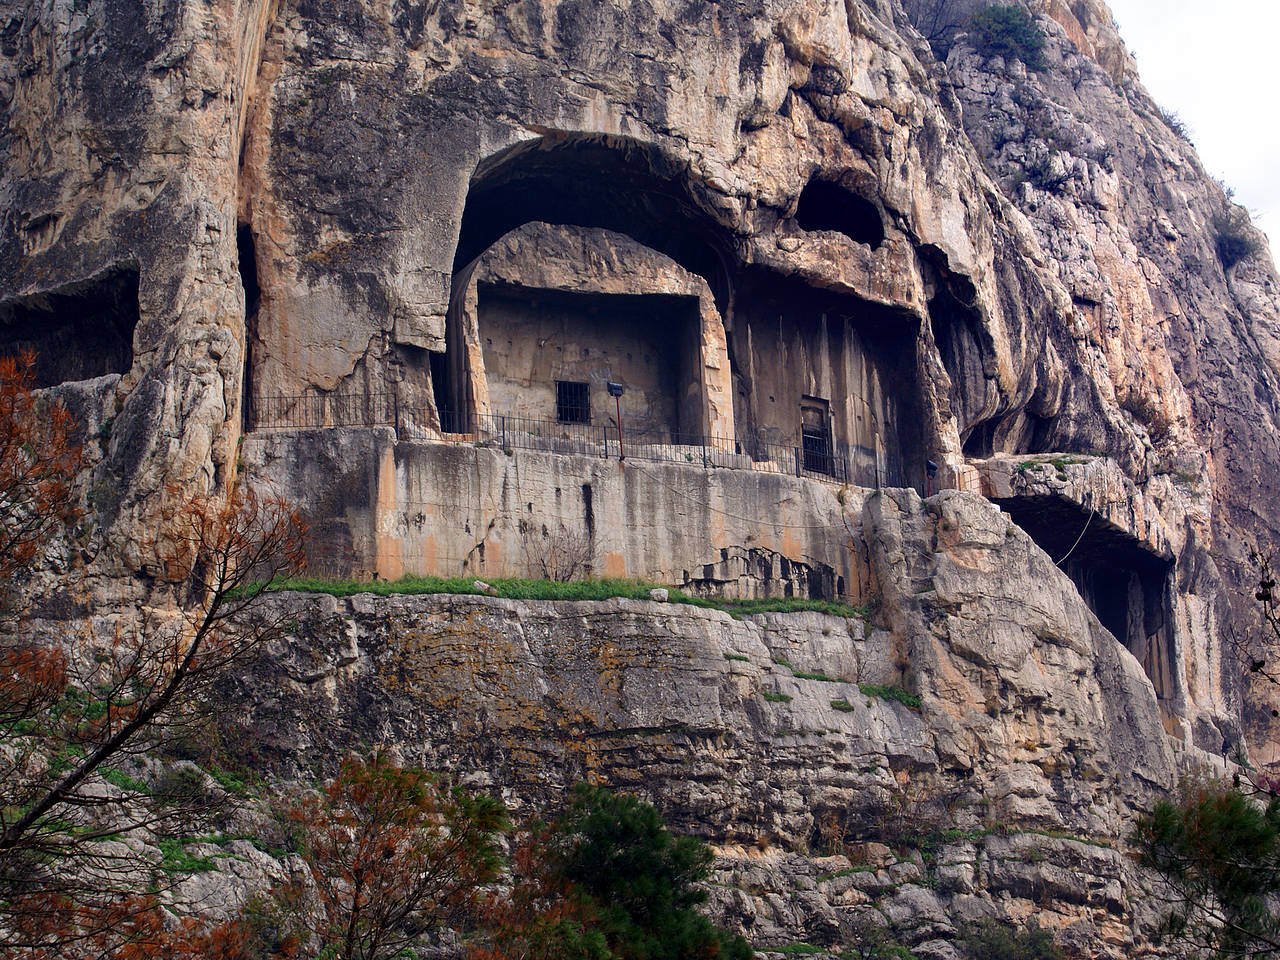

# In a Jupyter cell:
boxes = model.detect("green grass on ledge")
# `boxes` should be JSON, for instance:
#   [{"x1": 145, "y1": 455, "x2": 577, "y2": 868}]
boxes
[
  {"x1": 858, "y1": 683, "x2": 922, "y2": 710},
  {"x1": 262, "y1": 575, "x2": 871, "y2": 620}
]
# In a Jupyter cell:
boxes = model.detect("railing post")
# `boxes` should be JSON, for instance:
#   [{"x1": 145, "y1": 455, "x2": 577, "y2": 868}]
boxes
[
  {"x1": 702, "y1": 436, "x2": 708, "y2": 468},
  {"x1": 795, "y1": 446, "x2": 802, "y2": 477},
  {"x1": 500, "y1": 414, "x2": 507, "y2": 451}
]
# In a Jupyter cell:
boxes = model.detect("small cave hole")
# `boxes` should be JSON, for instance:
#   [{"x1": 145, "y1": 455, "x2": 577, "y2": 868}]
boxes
[
  {"x1": 962, "y1": 419, "x2": 997, "y2": 459},
  {"x1": 794, "y1": 180, "x2": 885, "y2": 249},
  {"x1": 582, "y1": 483, "x2": 595, "y2": 540},
  {"x1": 428, "y1": 349, "x2": 455, "y2": 429},
  {"x1": 237, "y1": 224, "x2": 261, "y2": 312},
  {"x1": 0, "y1": 267, "x2": 139, "y2": 387}
]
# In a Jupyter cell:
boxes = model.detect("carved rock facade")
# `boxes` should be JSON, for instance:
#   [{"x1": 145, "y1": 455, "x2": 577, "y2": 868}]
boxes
[{"x1": 3, "y1": 0, "x2": 1280, "y2": 951}]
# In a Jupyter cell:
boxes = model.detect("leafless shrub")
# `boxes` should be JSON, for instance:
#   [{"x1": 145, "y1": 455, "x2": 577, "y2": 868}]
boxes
[
  {"x1": 1118, "y1": 388, "x2": 1171, "y2": 442},
  {"x1": 1157, "y1": 105, "x2": 1193, "y2": 143},
  {"x1": 520, "y1": 521, "x2": 593, "y2": 582},
  {"x1": 1213, "y1": 203, "x2": 1263, "y2": 271}
]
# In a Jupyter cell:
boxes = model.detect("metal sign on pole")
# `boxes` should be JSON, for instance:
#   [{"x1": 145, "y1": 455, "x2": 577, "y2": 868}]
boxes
[{"x1": 607, "y1": 381, "x2": 625, "y2": 461}]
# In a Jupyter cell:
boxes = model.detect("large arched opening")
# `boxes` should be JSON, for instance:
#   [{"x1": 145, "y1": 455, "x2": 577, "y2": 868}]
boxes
[{"x1": 430, "y1": 134, "x2": 739, "y2": 445}]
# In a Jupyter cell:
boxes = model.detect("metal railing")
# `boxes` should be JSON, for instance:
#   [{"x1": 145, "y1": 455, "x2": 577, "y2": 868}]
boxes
[
  {"x1": 250, "y1": 392, "x2": 397, "y2": 430},
  {"x1": 251, "y1": 394, "x2": 896, "y2": 487}
]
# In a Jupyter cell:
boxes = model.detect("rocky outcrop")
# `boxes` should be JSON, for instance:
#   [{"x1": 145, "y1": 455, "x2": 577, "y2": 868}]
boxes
[
  {"x1": 941, "y1": 2, "x2": 1280, "y2": 748},
  {"x1": 4, "y1": 0, "x2": 1276, "y2": 748},
  {"x1": 3, "y1": 0, "x2": 1280, "y2": 950},
  {"x1": 212, "y1": 490, "x2": 1183, "y2": 955}
]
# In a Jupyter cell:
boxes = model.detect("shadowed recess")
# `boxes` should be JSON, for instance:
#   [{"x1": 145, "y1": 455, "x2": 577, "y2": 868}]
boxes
[
  {"x1": 0, "y1": 268, "x2": 139, "y2": 387},
  {"x1": 997, "y1": 493, "x2": 1176, "y2": 706},
  {"x1": 453, "y1": 134, "x2": 736, "y2": 313},
  {"x1": 239, "y1": 224, "x2": 261, "y2": 431},
  {"x1": 794, "y1": 179, "x2": 885, "y2": 249},
  {"x1": 475, "y1": 284, "x2": 703, "y2": 440}
]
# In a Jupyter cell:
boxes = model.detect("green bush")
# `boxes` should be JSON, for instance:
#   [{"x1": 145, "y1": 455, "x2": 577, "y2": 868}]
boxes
[
  {"x1": 971, "y1": 5, "x2": 1046, "y2": 70},
  {"x1": 1134, "y1": 781, "x2": 1280, "y2": 956},
  {"x1": 1213, "y1": 205, "x2": 1262, "y2": 270},
  {"x1": 552, "y1": 784, "x2": 753, "y2": 960},
  {"x1": 962, "y1": 920, "x2": 1062, "y2": 960},
  {"x1": 157, "y1": 837, "x2": 222, "y2": 874},
  {"x1": 858, "y1": 685, "x2": 922, "y2": 710},
  {"x1": 1157, "y1": 105, "x2": 1192, "y2": 143}
]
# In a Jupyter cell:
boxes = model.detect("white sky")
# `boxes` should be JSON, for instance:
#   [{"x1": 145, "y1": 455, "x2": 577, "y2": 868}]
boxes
[{"x1": 1103, "y1": 0, "x2": 1280, "y2": 247}]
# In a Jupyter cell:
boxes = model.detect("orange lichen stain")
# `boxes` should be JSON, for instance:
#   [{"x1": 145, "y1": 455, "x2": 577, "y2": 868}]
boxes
[
  {"x1": 374, "y1": 443, "x2": 404, "y2": 581},
  {"x1": 601, "y1": 551, "x2": 627, "y2": 578},
  {"x1": 482, "y1": 539, "x2": 503, "y2": 573},
  {"x1": 779, "y1": 526, "x2": 802, "y2": 560},
  {"x1": 407, "y1": 533, "x2": 438, "y2": 577}
]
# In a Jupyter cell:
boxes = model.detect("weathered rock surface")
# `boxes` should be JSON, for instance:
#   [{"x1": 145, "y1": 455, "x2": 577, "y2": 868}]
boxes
[
  {"x1": 5, "y1": 0, "x2": 1276, "y2": 749},
  {"x1": 213, "y1": 490, "x2": 1187, "y2": 953},
  {"x1": 3, "y1": 0, "x2": 1280, "y2": 950}
]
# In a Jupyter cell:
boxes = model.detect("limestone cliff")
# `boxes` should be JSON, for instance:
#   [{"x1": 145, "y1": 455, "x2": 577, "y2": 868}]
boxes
[
  {"x1": 219, "y1": 490, "x2": 1186, "y2": 956},
  {"x1": 3, "y1": 0, "x2": 1280, "y2": 953}
]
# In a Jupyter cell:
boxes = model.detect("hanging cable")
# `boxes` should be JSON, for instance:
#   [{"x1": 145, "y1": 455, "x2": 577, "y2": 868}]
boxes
[{"x1": 1054, "y1": 509, "x2": 1094, "y2": 566}]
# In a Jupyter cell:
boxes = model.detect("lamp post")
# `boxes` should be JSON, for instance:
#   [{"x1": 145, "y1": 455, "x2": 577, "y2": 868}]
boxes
[{"x1": 607, "y1": 381, "x2": 625, "y2": 461}]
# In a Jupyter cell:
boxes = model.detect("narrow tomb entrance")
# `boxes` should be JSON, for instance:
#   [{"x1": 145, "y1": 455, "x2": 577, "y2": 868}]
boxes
[
  {"x1": 731, "y1": 272, "x2": 925, "y2": 488},
  {"x1": 238, "y1": 224, "x2": 261, "y2": 432},
  {"x1": 996, "y1": 494, "x2": 1177, "y2": 711},
  {"x1": 475, "y1": 284, "x2": 702, "y2": 441}
]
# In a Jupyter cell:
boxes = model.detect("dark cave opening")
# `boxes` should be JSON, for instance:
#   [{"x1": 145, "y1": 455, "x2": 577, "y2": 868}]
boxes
[
  {"x1": 962, "y1": 419, "x2": 997, "y2": 459},
  {"x1": 794, "y1": 179, "x2": 885, "y2": 249},
  {"x1": 429, "y1": 349, "x2": 452, "y2": 428},
  {"x1": 929, "y1": 281, "x2": 1013, "y2": 459},
  {"x1": 452, "y1": 135, "x2": 735, "y2": 314},
  {"x1": 238, "y1": 224, "x2": 261, "y2": 431},
  {"x1": 238, "y1": 224, "x2": 261, "y2": 311},
  {"x1": 996, "y1": 494, "x2": 1176, "y2": 706},
  {"x1": 0, "y1": 268, "x2": 139, "y2": 387},
  {"x1": 442, "y1": 135, "x2": 739, "y2": 437},
  {"x1": 733, "y1": 270, "x2": 925, "y2": 489},
  {"x1": 443, "y1": 134, "x2": 927, "y2": 492}
]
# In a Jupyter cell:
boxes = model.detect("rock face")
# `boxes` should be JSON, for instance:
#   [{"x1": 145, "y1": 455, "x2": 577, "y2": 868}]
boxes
[
  {"x1": 4, "y1": 0, "x2": 1278, "y2": 747},
  {"x1": 3, "y1": 0, "x2": 1280, "y2": 950},
  {"x1": 227, "y1": 490, "x2": 1189, "y2": 955}
]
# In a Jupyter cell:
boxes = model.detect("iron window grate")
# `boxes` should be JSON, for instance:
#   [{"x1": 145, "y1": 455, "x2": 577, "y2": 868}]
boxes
[{"x1": 556, "y1": 380, "x2": 591, "y2": 424}]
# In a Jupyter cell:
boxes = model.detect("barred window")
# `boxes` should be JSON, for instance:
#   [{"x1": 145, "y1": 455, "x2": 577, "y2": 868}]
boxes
[
  {"x1": 801, "y1": 397, "x2": 833, "y2": 476},
  {"x1": 556, "y1": 380, "x2": 591, "y2": 424}
]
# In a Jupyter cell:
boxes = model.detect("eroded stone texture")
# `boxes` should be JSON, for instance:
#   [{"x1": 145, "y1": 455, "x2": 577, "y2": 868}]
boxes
[
  {"x1": 463, "y1": 222, "x2": 738, "y2": 439},
  {"x1": 4, "y1": 0, "x2": 1280, "y2": 944},
  {"x1": 243, "y1": 429, "x2": 869, "y2": 597},
  {"x1": 215, "y1": 490, "x2": 1194, "y2": 955},
  {"x1": 940, "y1": 3, "x2": 1280, "y2": 750}
]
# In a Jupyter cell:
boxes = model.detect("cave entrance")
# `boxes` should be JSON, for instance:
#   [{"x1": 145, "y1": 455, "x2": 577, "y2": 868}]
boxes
[
  {"x1": 431, "y1": 134, "x2": 924, "y2": 491},
  {"x1": 436, "y1": 135, "x2": 736, "y2": 438},
  {"x1": 996, "y1": 494, "x2": 1177, "y2": 708},
  {"x1": 238, "y1": 224, "x2": 261, "y2": 431},
  {"x1": 475, "y1": 285, "x2": 702, "y2": 442},
  {"x1": 929, "y1": 280, "x2": 999, "y2": 458},
  {"x1": 0, "y1": 268, "x2": 139, "y2": 387},
  {"x1": 794, "y1": 178, "x2": 885, "y2": 249},
  {"x1": 923, "y1": 252, "x2": 1063, "y2": 460},
  {"x1": 450, "y1": 136, "x2": 733, "y2": 305}
]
